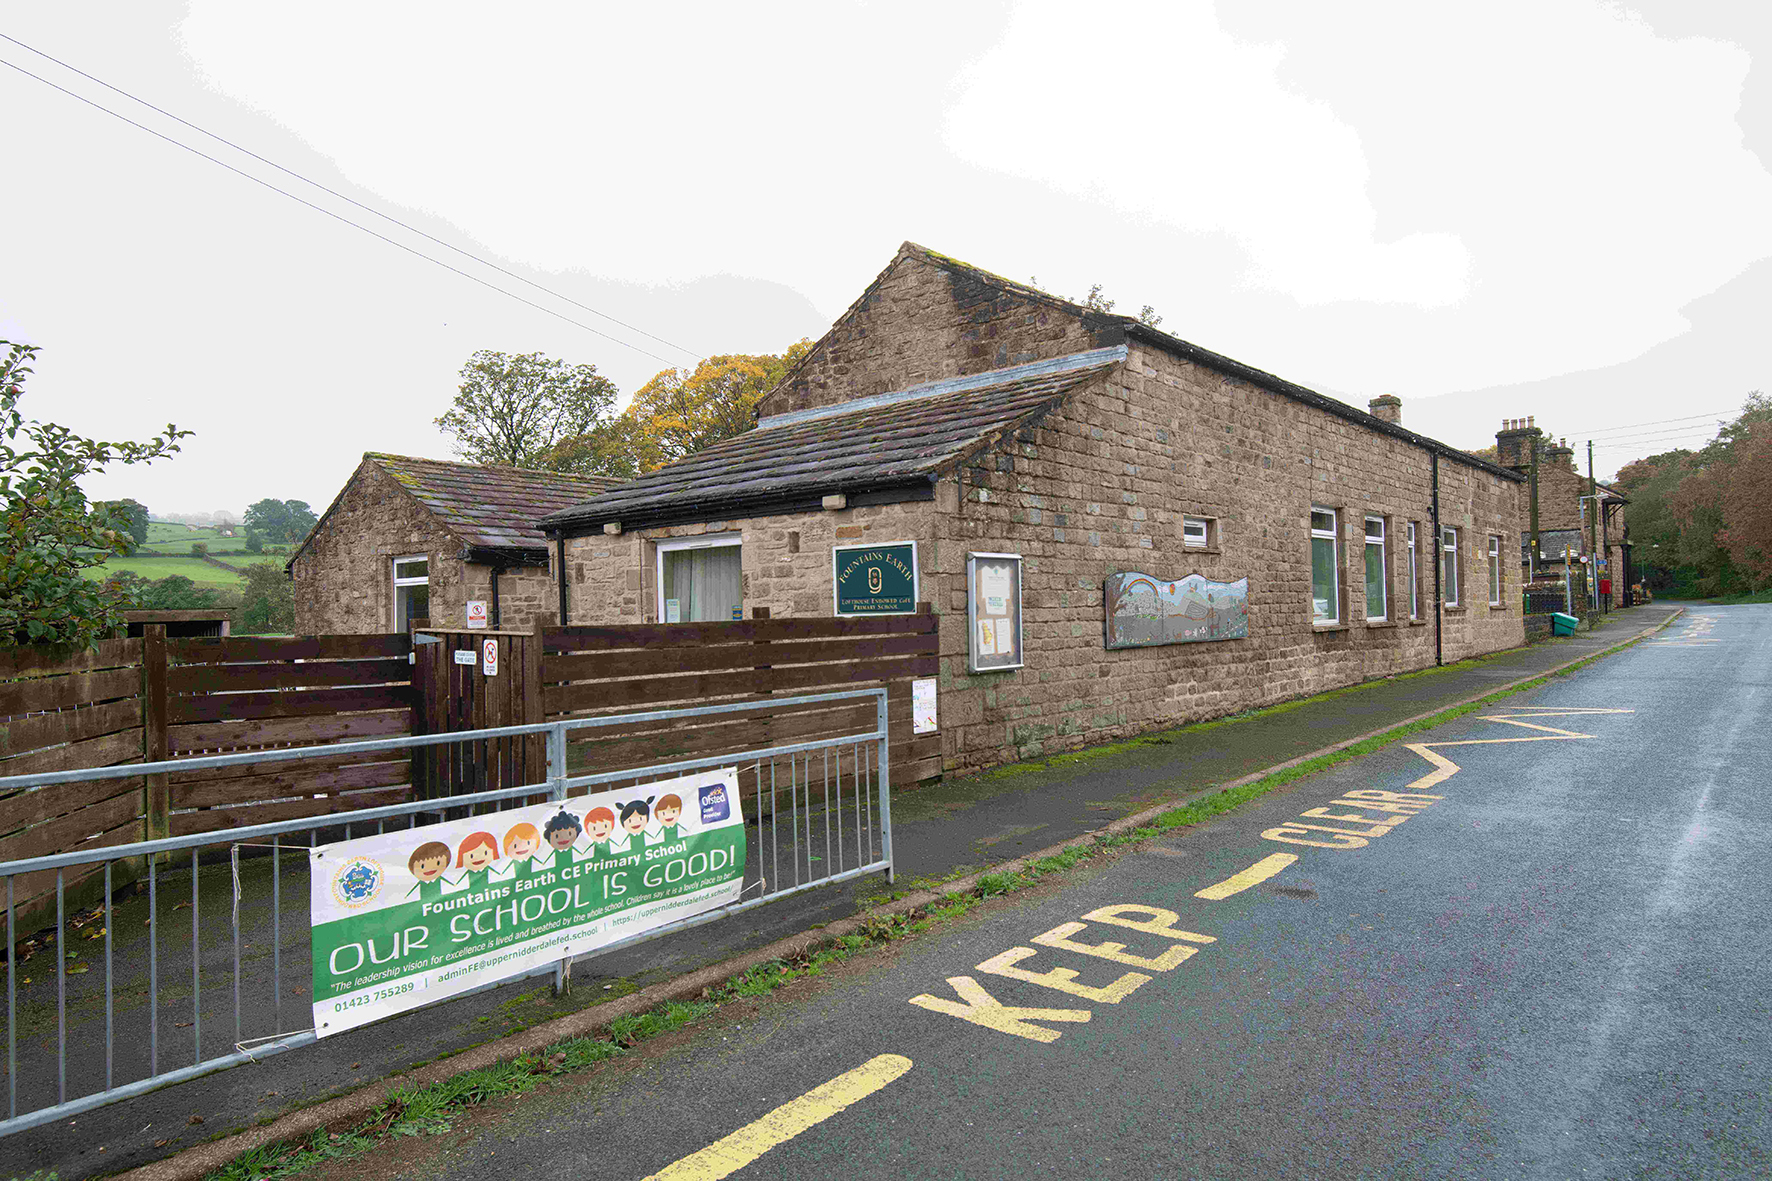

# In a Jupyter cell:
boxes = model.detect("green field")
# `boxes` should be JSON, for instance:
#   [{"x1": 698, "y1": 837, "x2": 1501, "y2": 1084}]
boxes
[{"x1": 80, "y1": 553, "x2": 287, "y2": 585}]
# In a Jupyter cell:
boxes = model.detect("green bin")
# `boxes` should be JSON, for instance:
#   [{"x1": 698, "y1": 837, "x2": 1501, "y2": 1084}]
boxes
[{"x1": 1551, "y1": 612, "x2": 1580, "y2": 636}]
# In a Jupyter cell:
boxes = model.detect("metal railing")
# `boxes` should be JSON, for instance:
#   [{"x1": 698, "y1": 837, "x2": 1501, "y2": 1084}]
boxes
[{"x1": 0, "y1": 689, "x2": 891, "y2": 1137}]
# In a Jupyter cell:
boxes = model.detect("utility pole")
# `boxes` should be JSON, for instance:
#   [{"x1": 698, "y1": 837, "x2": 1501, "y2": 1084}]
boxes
[
  {"x1": 1528, "y1": 433, "x2": 1541, "y2": 578},
  {"x1": 1587, "y1": 440, "x2": 1599, "y2": 611}
]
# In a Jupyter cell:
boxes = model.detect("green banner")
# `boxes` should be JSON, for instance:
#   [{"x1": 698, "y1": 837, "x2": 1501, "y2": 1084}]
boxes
[
  {"x1": 309, "y1": 769, "x2": 744, "y2": 1037},
  {"x1": 834, "y1": 542, "x2": 918, "y2": 615}
]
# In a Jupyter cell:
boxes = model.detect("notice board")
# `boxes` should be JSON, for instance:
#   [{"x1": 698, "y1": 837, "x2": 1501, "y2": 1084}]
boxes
[{"x1": 967, "y1": 552, "x2": 1023, "y2": 672}]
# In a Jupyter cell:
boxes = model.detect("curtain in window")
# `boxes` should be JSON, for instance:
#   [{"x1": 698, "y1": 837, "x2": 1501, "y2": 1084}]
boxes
[{"x1": 665, "y1": 546, "x2": 743, "y2": 621}]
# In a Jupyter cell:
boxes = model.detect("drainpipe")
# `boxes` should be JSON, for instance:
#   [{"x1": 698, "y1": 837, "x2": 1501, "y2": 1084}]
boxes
[
  {"x1": 555, "y1": 536, "x2": 570, "y2": 626},
  {"x1": 1430, "y1": 452, "x2": 1443, "y2": 667},
  {"x1": 490, "y1": 565, "x2": 502, "y2": 629}
]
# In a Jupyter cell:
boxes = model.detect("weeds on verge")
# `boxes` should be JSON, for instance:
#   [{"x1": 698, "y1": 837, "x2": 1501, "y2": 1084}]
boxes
[{"x1": 200, "y1": 643, "x2": 1647, "y2": 1181}]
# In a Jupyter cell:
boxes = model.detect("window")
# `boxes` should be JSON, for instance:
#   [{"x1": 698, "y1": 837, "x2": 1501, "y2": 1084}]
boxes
[
  {"x1": 392, "y1": 555, "x2": 430, "y2": 632},
  {"x1": 1310, "y1": 507, "x2": 1340, "y2": 624},
  {"x1": 1182, "y1": 516, "x2": 1213, "y2": 548},
  {"x1": 1407, "y1": 522, "x2": 1421, "y2": 621},
  {"x1": 657, "y1": 535, "x2": 743, "y2": 622},
  {"x1": 1364, "y1": 517, "x2": 1388, "y2": 622},
  {"x1": 1442, "y1": 527, "x2": 1461, "y2": 607},
  {"x1": 1488, "y1": 535, "x2": 1503, "y2": 605}
]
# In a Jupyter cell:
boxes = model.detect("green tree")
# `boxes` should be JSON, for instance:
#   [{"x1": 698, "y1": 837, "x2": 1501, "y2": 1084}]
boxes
[
  {"x1": 96, "y1": 498, "x2": 149, "y2": 551},
  {"x1": 436, "y1": 349, "x2": 619, "y2": 468},
  {"x1": 244, "y1": 530, "x2": 264, "y2": 553},
  {"x1": 105, "y1": 571, "x2": 230, "y2": 611},
  {"x1": 0, "y1": 341, "x2": 189, "y2": 647},
  {"x1": 244, "y1": 498, "x2": 319, "y2": 545},
  {"x1": 235, "y1": 563, "x2": 295, "y2": 634}
]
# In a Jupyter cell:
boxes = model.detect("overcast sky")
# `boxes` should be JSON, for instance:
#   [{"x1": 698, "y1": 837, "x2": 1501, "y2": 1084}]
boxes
[{"x1": 4, "y1": 1, "x2": 1768, "y2": 515}]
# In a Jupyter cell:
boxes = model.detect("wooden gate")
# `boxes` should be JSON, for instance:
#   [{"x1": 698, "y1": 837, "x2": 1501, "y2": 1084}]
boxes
[{"x1": 412, "y1": 629, "x2": 545, "y2": 800}]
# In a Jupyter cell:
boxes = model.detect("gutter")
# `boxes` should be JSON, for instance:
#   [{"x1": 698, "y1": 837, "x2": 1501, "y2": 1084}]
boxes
[{"x1": 541, "y1": 476, "x2": 936, "y2": 541}]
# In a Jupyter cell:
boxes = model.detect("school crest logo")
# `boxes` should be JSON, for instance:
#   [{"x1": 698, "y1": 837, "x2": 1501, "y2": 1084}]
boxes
[
  {"x1": 699, "y1": 783, "x2": 730, "y2": 824},
  {"x1": 330, "y1": 856, "x2": 384, "y2": 909}
]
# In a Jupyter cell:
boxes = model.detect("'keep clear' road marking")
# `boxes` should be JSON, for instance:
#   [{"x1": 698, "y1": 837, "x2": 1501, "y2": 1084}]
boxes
[
  {"x1": 642, "y1": 1054, "x2": 913, "y2": 1181},
  {"x1": 1195, "y1": 852, "x2": 1298, "y2": 900},
  {"x1": 1260, "y1": 707, "x2": 1632, "y2": 850},
  {"x1": 908, "y1": 905, "x2": 1214, "y2": 1043}
]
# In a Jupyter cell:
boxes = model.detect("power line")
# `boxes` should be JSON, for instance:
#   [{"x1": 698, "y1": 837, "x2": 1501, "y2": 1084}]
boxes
[
  {"x1": 1590, "y1": 426, "x2": 1724, "y2": 450},
  {"x1": 1559, "y1": 408, "x2": 1735, "y2": 438},
  {"x1": 1, "y1": 50, "x2": 692, "y2": 367}
]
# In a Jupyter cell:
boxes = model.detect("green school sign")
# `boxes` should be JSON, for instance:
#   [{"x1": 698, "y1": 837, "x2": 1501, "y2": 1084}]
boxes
[
  {"x1": 833, "y1": 542, "x2": 919, "y2": 616},
  {"x1": 308, "y1": 768, "x2": 744, "y2": 1037}
]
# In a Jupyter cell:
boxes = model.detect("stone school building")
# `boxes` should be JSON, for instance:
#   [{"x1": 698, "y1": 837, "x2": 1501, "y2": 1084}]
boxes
[
  {"x1": 540, "y1": 244, "x2": 1525, "y2": 775},
  {"x1": 290, "y1": 453, "x2": 618, "y2": 634}
]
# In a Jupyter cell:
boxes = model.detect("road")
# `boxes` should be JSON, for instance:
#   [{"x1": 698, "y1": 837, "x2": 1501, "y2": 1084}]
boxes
[{"x1": 278, "y1": 603, "x2": 1770, "y2": 1181}]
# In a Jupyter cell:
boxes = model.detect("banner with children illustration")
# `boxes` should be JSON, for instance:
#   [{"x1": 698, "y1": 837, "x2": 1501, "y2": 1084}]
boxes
[{"x1": 309, "y1": 767, "x2": 744, "y2": 1037}]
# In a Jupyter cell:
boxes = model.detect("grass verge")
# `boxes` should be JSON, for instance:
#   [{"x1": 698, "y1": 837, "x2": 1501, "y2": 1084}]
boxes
[{"x1": 172, "y1": 633, "x2": 1657, "y2": 1181}]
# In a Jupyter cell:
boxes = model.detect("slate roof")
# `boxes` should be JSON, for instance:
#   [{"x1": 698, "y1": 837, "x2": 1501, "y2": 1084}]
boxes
[
  {"x1": 291, "y1": 453, "x2": 622, "y2": 568},
  {"x1": 539, "y1": 350, "x2": 1126, "y2": 534}
]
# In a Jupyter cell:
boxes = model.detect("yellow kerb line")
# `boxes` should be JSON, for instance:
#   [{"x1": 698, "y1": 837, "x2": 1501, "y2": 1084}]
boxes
[
  {"x1": 642, "y1": 1054, "x2": 913, "y2": 1181},
  {"x1": 1195, "y1": 852, "x2": 1298, "y2": 900}
]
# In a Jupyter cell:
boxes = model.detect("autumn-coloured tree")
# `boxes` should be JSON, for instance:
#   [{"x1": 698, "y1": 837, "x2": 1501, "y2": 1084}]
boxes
[
  {"x1": 1716, "y1": 418, "x2": 1772, "y2": 586},
  {"x1": 546, "y1": 342, "x2": 813, "y2": 477}
]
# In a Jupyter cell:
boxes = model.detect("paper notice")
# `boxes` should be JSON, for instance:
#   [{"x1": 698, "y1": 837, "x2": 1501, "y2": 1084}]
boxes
[
  {"x1": 977, "y1": 619, "x2": 997, "y2": 655},
  {"x1": 912, "y1": 678, "x2": 938, "y2": 734},
  {"x1": 979, "y1": 564, "x2": 1011, "y2": 604}
]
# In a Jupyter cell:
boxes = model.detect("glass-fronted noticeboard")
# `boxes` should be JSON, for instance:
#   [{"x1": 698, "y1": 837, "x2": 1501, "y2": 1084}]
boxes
[{"x1": 967, "y1": 552, "x2": 1023, "y2": 672}]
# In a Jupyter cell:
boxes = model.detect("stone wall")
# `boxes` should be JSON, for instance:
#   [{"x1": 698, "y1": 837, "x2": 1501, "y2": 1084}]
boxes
[
  {"x1": 292, "y1": 461, "x2": 558, "y2": 634},
  {"x1": 562, "y1": 502, "x2": 936, "y2": 625},
  {"x1": 924, "y1": 342, "x2": 1523, "y2": 772},
  {"x1": 759, "y1": 247, "x2": 1121, "y2": 420}
]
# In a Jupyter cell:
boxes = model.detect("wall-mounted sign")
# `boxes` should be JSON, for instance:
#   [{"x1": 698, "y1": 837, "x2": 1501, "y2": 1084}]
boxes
[
  {"x1": 967, "y1": 552, "x2": 1024, "y2": 672},
  {"x1": 465, "y1": 600, "x2": 488, "y2": 629},
  {"x1": 481, "y1": 638, "x2": 499, "y2": 677},
  {"x1": 912, "y1": 677, "x2": 938, "y2": 735},
  {"x1": 1104, "y1": 572, "x2": 1249, "y2": 649},
  {"x1": 833, "y1": 542, "x2": 919, "y2": 616}
]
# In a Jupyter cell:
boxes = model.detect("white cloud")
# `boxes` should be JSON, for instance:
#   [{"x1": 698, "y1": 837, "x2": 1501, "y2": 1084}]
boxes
[{"x1": 942, "y1": 1, "x2": 1473, "y2": 307}]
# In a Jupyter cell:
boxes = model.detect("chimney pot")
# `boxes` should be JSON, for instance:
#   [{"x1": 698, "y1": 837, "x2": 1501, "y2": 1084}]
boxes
[{"x1": 1368, "y1": 394, "x2": 1403, "y2": 425}]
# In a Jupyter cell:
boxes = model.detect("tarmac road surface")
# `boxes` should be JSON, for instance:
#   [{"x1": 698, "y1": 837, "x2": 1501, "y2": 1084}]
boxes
[{"x1": 305, "y1": 604, "x2": 1771, "y2": 1180}]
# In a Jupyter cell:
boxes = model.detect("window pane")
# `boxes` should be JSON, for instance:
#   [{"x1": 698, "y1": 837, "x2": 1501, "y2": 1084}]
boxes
[
  {"x1": 394, "y1": 557, "x2": 428, "y2": 580},
  {"x1": 1310, "y1": 510, "x2": 1334, "y2": 534},
  {"x1": 1312, "y1": 536, "x2": 1338, "y2": 621},
  {"x1": 1366, "y1": 542, "x2": 1386, "y2": 619},
  {"x1": 397, "y1": 583, "x2": 429, "y2": 631},
  {"x1": 663, "y1": 545, "x2": 742, "y2": 622},
  {"x1": 1365, "y1": 518, "x2": 1384, "y2": 541},
  {"x1": 1443, "y1": 546, "x2": 1457, "y2": 605}
]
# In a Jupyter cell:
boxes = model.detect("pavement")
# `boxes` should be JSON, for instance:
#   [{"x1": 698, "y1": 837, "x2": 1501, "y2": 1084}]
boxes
[
  {"x1": 287, "y1": 600, "x2": 1769, "y2": 1179},
  {"x1": 3, "y1": 603, "x2": 1681, "y2": 1179}
]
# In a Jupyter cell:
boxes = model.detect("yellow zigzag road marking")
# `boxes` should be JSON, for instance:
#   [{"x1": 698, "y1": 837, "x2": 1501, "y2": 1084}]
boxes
[{"x1": 1400, "y1": 710, "x2": 1633, "y2": 792}]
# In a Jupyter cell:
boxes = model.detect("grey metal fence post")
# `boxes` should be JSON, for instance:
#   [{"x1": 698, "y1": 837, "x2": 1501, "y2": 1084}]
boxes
[
  {"x1": 877, "y1": 690, "x2": 894, "y2": 884},
  {"x1": 548, "y1": 723, "x2": 572, "y2": 996}
]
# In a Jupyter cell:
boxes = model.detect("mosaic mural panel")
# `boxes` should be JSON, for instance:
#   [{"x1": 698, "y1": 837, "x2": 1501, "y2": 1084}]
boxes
[{"x1": 1104, "y1": 571, "x2": 1250, "y2": 649}]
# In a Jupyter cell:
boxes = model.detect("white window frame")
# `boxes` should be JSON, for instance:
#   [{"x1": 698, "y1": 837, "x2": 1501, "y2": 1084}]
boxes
[
  {"x1": 1310, "y1": 506, "x2": 1340, "y2": 625},
  {"x1": 1442, "y1": 527, "x2": 1461, "y2": 607},
  {"x1": 1407, "y1": 522, "x2": 1420, "y2": 621},
  {"x1": 1364, "y1": 516, "x2": 1388, "y2": 623},
  {"x1": 655, "y1": 533, "x2": 742, "y2": 623},
  {"x1": 1488, "y1": 534, "x2": 1503, "y2": 606},
  {"x1": 392, "y1": 554, "x2": 429, "y2": 631},
  {"x1": 1182, "y1": 516, "x2": 1213, "y2": 549}
]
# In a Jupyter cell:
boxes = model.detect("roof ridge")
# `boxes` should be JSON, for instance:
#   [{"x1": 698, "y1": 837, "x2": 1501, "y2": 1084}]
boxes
[{"x1": 363, "y1": 451, "x2": 617, "y2": 484}]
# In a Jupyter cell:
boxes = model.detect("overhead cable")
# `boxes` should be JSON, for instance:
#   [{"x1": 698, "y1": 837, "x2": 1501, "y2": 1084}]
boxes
[{"x1": 1, "y1": 51, "x2": 690, "y2": 366}]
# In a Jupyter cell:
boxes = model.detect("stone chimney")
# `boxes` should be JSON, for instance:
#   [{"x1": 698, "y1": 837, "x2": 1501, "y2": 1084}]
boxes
[
  {"x1": 1495, "y1": 416, "x2": 1542, "y2": 471},
  {"x1": 1368, "y1": 394, "x2": 1402, "y2": 425}
]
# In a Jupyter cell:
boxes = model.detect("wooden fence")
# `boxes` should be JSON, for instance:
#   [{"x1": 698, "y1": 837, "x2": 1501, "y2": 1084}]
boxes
[
  {"x1": 162, "y1": 633, "x2": 418, "y2": 835},
  {"x1": 2, "y1": 611, "x2": 944, "y2": 933},
  {"x1": 541, "y1": 609, "x2": 941, "y2": 794},
  {"x1": 0, "y1": 639, "x2": 148, "y2": 933}
]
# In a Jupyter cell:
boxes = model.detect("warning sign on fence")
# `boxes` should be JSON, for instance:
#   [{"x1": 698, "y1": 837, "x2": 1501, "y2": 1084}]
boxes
[{"x1": 308, "y1": 767, "x2": 744, "y2": 1036}]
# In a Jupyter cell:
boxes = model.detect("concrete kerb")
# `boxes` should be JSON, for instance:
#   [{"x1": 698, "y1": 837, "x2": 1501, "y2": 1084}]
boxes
[{"x1": 119, "y1": 608, "x2": 1681, "y2": 1181}]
